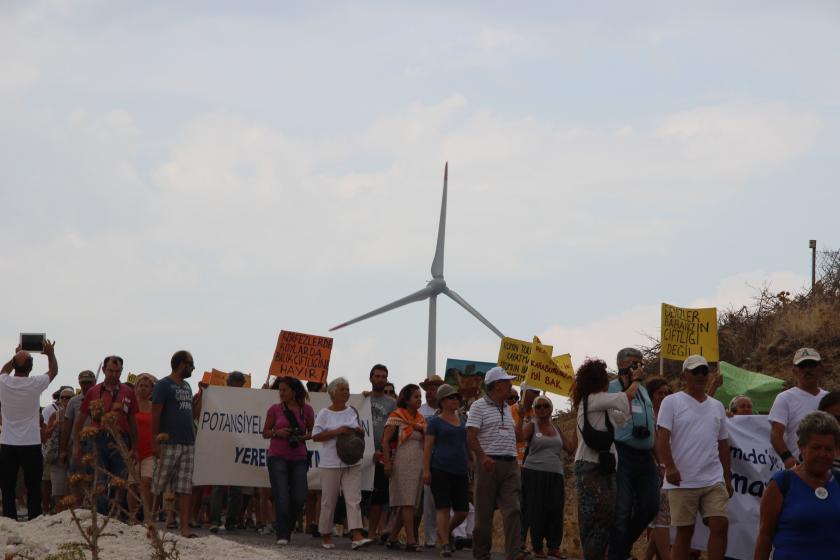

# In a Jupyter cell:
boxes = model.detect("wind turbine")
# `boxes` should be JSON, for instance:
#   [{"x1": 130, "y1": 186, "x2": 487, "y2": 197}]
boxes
[{"x1": 330, "y1": 163, "x2": 505, "y2": 378}]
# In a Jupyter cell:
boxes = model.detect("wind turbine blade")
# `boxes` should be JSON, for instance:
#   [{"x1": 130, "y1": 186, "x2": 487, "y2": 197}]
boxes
[
  {"x1": 430, "y1": 162, "x2": 447, "y2": 279},
  {"x1": 330, "y1": 286, "x2": 433, "y2": 331},
  {"x1": 443, "y1": 287, "x2": 505, "y2": 338}
]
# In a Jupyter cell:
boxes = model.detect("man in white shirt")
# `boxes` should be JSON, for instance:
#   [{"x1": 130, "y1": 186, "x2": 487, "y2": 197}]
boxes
[
  {"x1": 768, "y1": 347, "x2": 828, "y2": 469},
  {"x1": 0, "y1": 340, "x2": 58, "y2": 520},
  {"x1": 466, "y1": 367, "x2": 526, "y2": 560},
  {"x1": 656, "y1": 355, "x2": 732, "y2": 560}
]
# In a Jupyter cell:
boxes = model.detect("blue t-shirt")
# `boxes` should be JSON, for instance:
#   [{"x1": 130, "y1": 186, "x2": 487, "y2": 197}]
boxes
[
  {"x1": 152, "y1": 377, "x2": 195, "y2": 445},
  {"x1": 771, "y1": 469, "x2": 840, "y2": 559},
  {"x1": 427, "y1": 414, "x2": 468, "y2": 475},
  {"x1": 608, "y1": 378, "x2": 654, "y2": 450}
]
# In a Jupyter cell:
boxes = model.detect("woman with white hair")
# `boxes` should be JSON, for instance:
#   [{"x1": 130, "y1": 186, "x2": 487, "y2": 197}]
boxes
[
  {"x1": 44, "y1": 387, "x2": 75, "y2": 512},
  {"x1": 517, "y1": 394, "x2": 575, "y2": 558},
  {"x1": 311, "y1": 377, "x2": 373, "y2": 550},
  {"x1": 754, "y1": 410, "x2": 840, "y2": 559}
]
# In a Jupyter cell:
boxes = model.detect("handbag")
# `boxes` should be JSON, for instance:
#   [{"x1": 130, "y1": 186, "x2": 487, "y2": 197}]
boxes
[
  {"x1": 335, "y1": 406, "x2": 365, "y2": 465},
  {"x1": 580, "y1": 395, "x2": 616, "y2": 474}
]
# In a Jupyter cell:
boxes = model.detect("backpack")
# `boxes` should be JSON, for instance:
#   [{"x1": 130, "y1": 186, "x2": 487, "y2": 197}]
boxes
[
  {"x1": 43, "y1": 418, "x2": 62, "y2": 465},
  {"x1": 580, "y1": 395, "x2": 616, "y2": 474}
]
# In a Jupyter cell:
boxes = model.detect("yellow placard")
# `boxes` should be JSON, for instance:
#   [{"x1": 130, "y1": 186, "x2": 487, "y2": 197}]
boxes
[
  {"x1": 496, "y1": 337, "x2": 532, "y2": 385},
  {"x1": 526, "y1": 338, "x2": 574, "y2": 397},
  {"x1": 660, "y1": 303, "x2": 719, "y2": 362}
]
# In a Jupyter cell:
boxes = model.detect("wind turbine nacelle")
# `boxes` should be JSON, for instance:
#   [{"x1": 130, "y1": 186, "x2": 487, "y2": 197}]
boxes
[{"x1": 427, "y1": 278, "x2": 447, "y2": 294}]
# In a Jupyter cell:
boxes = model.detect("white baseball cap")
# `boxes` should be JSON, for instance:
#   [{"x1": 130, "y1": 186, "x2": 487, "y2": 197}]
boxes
[
  {"x1": 793, "y1": 348, "x2": 821, "y2": 365},
  {"x1": 485, "y1": 366, "x2": 516, "y2": 385},
  {"x1": 683, "y1": 355, "x2": 709, "y2": 371}
]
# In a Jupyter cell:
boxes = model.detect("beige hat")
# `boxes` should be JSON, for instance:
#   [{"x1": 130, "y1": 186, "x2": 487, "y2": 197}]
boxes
[
  {"x1": 793, "y1": 348, "x2": 821, "y2": 365},
  {"x1": 420, "y1": 374, "x2": 445, "y2": 389},
  {"x1": 683, "y1": 355, "x2": 709, "y2": 371}
]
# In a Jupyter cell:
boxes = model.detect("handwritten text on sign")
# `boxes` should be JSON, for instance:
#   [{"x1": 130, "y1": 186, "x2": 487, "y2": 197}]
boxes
[
  {"x1": 660, "y1": 303, "x2": 719, "y2": 362},
  {"x1": 525, "y1": 338, "x2": 574, "y2": 396},
  {"x1": 497, "y1": 337, "x2": 532, "y2": 385},
  {"x1": 269, "y1": 330, "x2": 333, "y2": 383}
]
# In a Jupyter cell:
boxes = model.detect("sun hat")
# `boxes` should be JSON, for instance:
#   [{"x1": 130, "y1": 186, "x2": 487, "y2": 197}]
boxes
[{"x1": 420, "y1": 374, "x2": 445, "y2": 389}]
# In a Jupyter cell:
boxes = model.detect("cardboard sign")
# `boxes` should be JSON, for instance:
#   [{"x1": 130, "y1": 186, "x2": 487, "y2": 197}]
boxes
[
  {"x1": 268, "y1": 330, "x2": 333, "y2": 384},
  {"x1": 202, "y1": 369, "x2": 252, "y2": 388},
  {"x1": 660, "y1": 303, "x2": 719, "y2": 361},
  {"x1": 525, "y1": 338, "x2": 574, "y2": 396},
  {"x1": 496, "y1": 337, "x2": 532, "y2": 385}
]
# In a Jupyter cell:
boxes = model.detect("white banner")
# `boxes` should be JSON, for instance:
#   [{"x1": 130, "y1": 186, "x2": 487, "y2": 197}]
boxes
[
  {"x1": 193, "y1": 386, "x2": 375, "y2": 490},
  {"x1": 682, "y1": 414, "x2": 781, "y2": 560}
]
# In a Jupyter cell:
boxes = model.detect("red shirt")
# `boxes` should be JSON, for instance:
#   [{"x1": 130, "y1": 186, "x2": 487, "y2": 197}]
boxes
[
  {"x1": 135, "y1": 410, "x2": 153, "y2": 460},
  {"x1": 80, "y1": 382, "x2": 138, "y2": 435}
]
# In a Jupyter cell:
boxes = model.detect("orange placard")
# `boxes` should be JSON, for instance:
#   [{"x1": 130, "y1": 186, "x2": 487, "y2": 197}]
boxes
[
  {"x1": 202, "y1": 370, "x2": 229, "y2": 387},
  {"x1": 268, "y1": 330, "x2": 333, "y2": 384}
]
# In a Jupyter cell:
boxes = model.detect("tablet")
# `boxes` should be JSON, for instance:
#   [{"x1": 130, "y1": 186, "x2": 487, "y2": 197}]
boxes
[{"x1": 20, "y1": 333, "x2": 46, "y2": 352}]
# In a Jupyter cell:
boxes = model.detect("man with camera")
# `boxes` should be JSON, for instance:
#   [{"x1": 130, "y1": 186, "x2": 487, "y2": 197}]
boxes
[
  {"x1": 607, "y1": 347, "x2": 659, "y2": 560},
  {"x1": 0, "y1": 340, "x2": 58, "y2": 520}
]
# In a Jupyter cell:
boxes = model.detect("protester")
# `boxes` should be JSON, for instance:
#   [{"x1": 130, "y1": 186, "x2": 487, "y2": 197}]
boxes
[
  {"x1": 728, "y1": 395, "x2": 754, "y2": 416},
  {"x1": 73, "y1": 355, "x2": 138, "y2": 515},
  {"x1": 263, "y1": 375, "x2": 315, "y2": 545},
  {"x1": 41, "y1": 385, "x2": 71, "y2": 514},
  {"x1": 44, "y1": 387, "x2": 75, "y2": 512},
  {"x1": 312, "y1": 377, "x2": 372, "y2": 550},
  {"x1": 573, "y1": 358, "x2": 635, "y2": 560},
  {"x1": 656, "y1": 355, "x2": 732, "y2": 560},
  {"x1": 384, "y1": 382, "x2": 397, "y2": 398},
  {"x1": 58, "y1": 370, "x2": 95, "y2": 476},
  {"x1": 643, "y1": 377, "x2": 672, "y2": 560},
  {"x1": 152, "y1": 350, "x2": 198, "y2": 538},
  {"x1": 754, "y1": 411, "x2": 840, "y2": 559},
  {"x1": 512, "y1": 381, "x2": 540, "y2": 552},
  {"x1": 419, "y1": 375, "x2": 444, "y2": 549},
  {"x1": 423, "y1": 384, "x2": 468, "y2": 558},
  {"x1": 466, "y1": 366, "x2": 525, "y2": 560},
  {"x1": 0, "y1": 340, "x2": 58, "y2": 520},
  {"x1": 132, "y1": 373, "x2": 156, "y2": 520},
  {"x1": 518, "y1": 395, "x2": 574, "y2": 559},
  {"x1": 208, "y1": 371, "x2": 250, "y2": 534},
  {"x1": 382, "y1": 384, "x2": 427, "y2": 551},
  {"x1": 769, "y1": 348, "x2": 828, "y2": 469},
  {"x1": 507, "y1": 388, "x2": 519, "y2": 406},
  {"x1": 817, "y1": 391, "x2": 840, "y2": 469},
  {"x1": 606, "y1": 348, "x2": 659, "y2": 560},
  {"x1": 366, "y1": 364, "x2": 396, "y2": 543}
]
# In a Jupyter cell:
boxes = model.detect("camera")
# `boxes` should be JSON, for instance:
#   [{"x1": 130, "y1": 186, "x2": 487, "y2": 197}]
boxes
[
  {"x1": 288, "y1": 426, "x2": 303, "y2": 448},
  {"x1": 632, "y1": 426, "x2": 651, "y2": 439}
]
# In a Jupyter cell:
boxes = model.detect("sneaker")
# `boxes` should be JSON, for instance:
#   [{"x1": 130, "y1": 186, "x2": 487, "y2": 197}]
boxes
[
  {"x1": 441, "y1": 544, "x2": 453, "y2": 558},
  {"x1": 276, "y1": 539, "x2": 289, "y2": 545},
  {"x1": 351, "y1": 538, "x2": 374, "y2": 550},
  {"x1": 209, "y1": 525, "x2": 220, "y2": 534}
]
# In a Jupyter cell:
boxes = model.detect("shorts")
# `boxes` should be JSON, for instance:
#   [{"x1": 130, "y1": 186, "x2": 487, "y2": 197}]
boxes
[
  {"x1": 430, "y1": 467, "x2": 469, "y2": 512},
  {"x1": 371, "y1": 462, "x2": 389, "y2": 506},
  {"x1": 50, "y1": 465, "x2": 69, "y2": 496},
  {"x1": 140, "y1": 456, "x2": 156, "y2": 479},
  {"x1": 667, "y1": 483, "x2": 729, "y2": 526},
  {"x1": 153, "y1": 444, "x2": 195, "y2": 495}
]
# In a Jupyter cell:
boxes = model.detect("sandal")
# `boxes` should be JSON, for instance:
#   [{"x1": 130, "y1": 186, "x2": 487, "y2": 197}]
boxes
[{"x1": 405, "y1": 543, "x2": 422, "y2": 552}]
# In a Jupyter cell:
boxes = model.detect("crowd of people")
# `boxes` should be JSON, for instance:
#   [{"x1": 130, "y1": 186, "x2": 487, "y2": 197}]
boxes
[{"x1": 0, "y1": 340, "x2": 838, "y2": 560}]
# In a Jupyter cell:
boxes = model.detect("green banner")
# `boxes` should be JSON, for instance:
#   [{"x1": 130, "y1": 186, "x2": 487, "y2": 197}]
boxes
[{"x1": 713, "y1": 361, "x2": 786, "y2": 414}]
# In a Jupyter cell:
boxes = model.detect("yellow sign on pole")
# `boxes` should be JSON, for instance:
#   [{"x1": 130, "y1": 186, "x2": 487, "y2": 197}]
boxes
[
  {"x1": 526, "y1": 338, "x2": 575, "y2": 397},
  {"x1": 660, "y1": 303, "x2": 719, "y2": 362},
  {"x1": 496, "y1": 337, "x2": 532, "y2": 385}
]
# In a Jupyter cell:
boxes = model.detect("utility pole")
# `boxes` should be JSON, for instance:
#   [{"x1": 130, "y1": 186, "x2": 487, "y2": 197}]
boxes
[{"x1": 809, "y1": 239, "x2": 817, "y2": 292}]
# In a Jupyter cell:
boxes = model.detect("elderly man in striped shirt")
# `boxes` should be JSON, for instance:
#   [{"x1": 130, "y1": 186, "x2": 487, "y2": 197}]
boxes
[{"x1": 466, "y1": 367, "x2": 526, "y2": 560}]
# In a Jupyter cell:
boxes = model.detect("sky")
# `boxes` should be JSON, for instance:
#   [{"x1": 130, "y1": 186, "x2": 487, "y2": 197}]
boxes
[{"x1": 1, "y1": 1, "x2": 838, "y2": 405}]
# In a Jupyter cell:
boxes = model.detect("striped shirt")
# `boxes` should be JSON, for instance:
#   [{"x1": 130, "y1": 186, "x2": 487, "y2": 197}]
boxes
[{"x1": 466, "y1": 396, "x2": 517, "y2": 457}]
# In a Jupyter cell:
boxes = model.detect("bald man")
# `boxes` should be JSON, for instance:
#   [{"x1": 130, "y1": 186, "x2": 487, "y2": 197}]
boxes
[{"x1": 0, "y1": 341, "x2": 58, "y2": 520}]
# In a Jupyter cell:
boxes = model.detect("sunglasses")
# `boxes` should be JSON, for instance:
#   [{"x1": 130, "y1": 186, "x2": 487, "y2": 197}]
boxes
[
  {"x1": 797, "y1": 360, "x2": 819, "y2": 370},
  {"x1": 507, "y1": 395, "x2": 520, "y2": 402},
  {"x1": 443, "y1": 394, "x2": 460, "y2": 401},
  {"x1": 60, "y1": 396, "x2": 72, "y2": 400},
  {"x1": 534, "y1": 404, "x2": 551, "y2": 410},
  {"x1": 689, "y1": 367, "x2": 710, "y2": 376}
]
